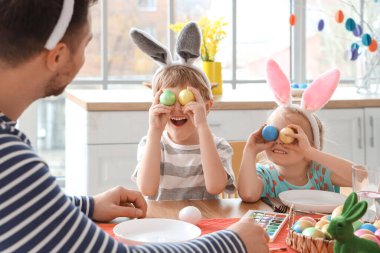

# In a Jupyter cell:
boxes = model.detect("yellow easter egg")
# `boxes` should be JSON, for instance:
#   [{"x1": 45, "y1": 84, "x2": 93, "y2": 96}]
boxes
[
  {"x1": 373, "y1": 220, "x2": 380, "y2": 229},
  {"x1": 298, "y1": 216, "x2": 317, "y2": 226},
  {"x1": 302, "y1": 227, "x2": 325, "y2": 239},
  {"x1": 331, "y1": 205, "x2": 344, "y2": 218},
  {"x1": 321, "y1": 223, "x2": 332, "y2": 239},
  {"x1": 315, "y1": 219, "x2": 330, "y2": 229},
  {"x1": 279, "y1": 127, "x2": 295, "y2": 144}
]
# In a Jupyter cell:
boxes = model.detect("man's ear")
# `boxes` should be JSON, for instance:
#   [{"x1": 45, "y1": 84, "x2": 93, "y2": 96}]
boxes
[
  {"x1": 45, "y1": 42, "x2": 70, "y2": 71},
  {"x1": 205, "y1": 99, "x2": 213, "y2": 114}
]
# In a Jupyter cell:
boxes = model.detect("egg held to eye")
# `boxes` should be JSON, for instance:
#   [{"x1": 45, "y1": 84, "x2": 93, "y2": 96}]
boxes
[
  {"x1": 279, "y1": 127, "x2": 295, "y2": 144},
  {"x1": 261, "y1": 125, "x2": 279, "y2": 142},
  {"x1": 178, "y1": 206, "x2": 202, "y2": 225},
  {"x1": 178, "y1": 88, "x2": 195, "y2": 105},
  {"x1": 160, "y1": 90, "x2": 176, "y2": 106}
]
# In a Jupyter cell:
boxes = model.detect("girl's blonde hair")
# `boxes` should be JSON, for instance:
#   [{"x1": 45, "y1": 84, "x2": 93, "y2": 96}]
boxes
[{"x1": 152, "y1": 65, "x2": 212, "y2": 101}]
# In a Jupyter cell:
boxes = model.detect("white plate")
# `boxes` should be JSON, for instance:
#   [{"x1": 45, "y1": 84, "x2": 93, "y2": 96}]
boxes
[
  {"x1": 279, "y1": 190, "x2": 347, "y2": 213},
  {"x1": 113, "y1": 218, "x2": 201, "y2": 245}
]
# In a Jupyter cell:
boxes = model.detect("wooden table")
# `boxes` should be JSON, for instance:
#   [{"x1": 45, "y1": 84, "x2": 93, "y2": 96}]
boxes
[{"x1": 146, "y1": 198, "x2": 272, "y2": 219}]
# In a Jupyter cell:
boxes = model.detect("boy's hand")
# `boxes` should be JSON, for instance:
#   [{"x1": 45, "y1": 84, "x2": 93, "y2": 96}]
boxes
[
  {"x1": 246, "y1": 125, "x2": 274, "y2": 154},
  {"x1": 284, "y1": 124, "x2": 313, "y2": 155},
  {"x1": 148, "y1": 90, "x2": 173, "y2": 132},
  {"x1": 182, "y1": 87, "x2": 208, "y2": 128}
]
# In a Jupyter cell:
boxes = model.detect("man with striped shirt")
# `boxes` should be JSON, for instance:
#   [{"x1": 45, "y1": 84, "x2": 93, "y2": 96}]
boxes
[{"x1": 0, "y1": 1, "x2": 269, "y2": 252}]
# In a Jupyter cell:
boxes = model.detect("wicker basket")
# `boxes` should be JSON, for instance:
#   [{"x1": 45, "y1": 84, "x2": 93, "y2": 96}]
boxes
[{"x1": 286, "y1": 205, "x2": 334, "y2": 253}]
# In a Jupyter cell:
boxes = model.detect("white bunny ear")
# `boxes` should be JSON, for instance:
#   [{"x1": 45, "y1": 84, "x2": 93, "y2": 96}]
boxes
[
  {"x1": 266, "y1": 59, "x2": 291, "y2": 106},
  {"x1": 301, "y1": 69, "x2": 340, "y2": 112},
  {"x1": 130, "y1": 28, "x2": 172, "y2": 66},
  {"x1": 176, "y1": 22, "x2": 201, "y2": 65}
]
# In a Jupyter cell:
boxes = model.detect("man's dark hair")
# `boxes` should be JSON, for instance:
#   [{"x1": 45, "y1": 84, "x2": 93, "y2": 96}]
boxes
[{"x1": 0, "y1": 0, "x2": 97, "y2": 66}]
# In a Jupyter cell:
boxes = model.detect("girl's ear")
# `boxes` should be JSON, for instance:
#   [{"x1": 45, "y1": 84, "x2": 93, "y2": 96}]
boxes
[
  {"x1": 341, "y1": 192, "x2": 358, "y2": 217},
  {"x1": 345, "y1": 201, "x2": 368, "y2": 223},
  {"x1": 130, "y1": 28, "x2": 172, "y2": 66},
  {"x1": 266, "y1": 59, "x2": 291, "y2": 106},
  {"x1": 176, "y1": 22, "x2": 201, "y2": 65},
  {"x1": 301, "y1": 69, "x2": 340, "y2": 112}
]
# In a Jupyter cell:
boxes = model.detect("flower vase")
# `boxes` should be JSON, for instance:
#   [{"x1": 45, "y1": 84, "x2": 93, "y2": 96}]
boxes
[{"x1": 202, "y1": 61, "x2": 222, "y2": 95}]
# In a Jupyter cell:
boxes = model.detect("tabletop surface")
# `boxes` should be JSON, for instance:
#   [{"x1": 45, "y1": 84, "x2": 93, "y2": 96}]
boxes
[{"x1": 145, "y1": 198, "x2": 273, "y2": 219}]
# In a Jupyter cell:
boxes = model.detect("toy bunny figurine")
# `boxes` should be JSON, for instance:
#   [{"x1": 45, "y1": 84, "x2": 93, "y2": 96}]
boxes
[{"x1": 328, "y1": 192, "x2": 380, "y2": 253}]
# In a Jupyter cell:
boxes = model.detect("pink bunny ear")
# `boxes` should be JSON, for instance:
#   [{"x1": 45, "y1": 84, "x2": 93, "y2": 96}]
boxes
[
  {"x1": 266, "y1": 59, "x2": 291, "y2": 106},
  {"x1": 301, "y1": 69, "x2": 340, "y2": 112}
]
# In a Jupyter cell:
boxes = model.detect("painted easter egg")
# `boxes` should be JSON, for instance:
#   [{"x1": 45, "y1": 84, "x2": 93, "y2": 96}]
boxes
[
  {"x1": 178, "y1": 88, "x2": 195, "y2": 106},
  {"x1": 298, "y1": 216, "x2": 317, "y2": 226},
  {"x1": 321, "y1": 215, "x2": 331, "y2": 222},
  {"x1": 373, "y1": 220, "x2": 380, "y2": 229},
  {"x1": 369, "y1": 39, "x2": 378, "y2": 52},
  {"x1": 374, "y1": 228, "x2": 380, "y2": 238},
  {"x1": 321, "y1": 223, "x2": 332, "y2": 239},
  {"x1": 345, "y1": 18, "x2": 356, "y2": 31},
  {"x1": 354, "y1": 229, "x2": 374, "y2": 237},
  {"x1": 335, "y1": 10, "x2": 344, "y2": 23},
  {"x1": 179, "y1": 206, "x2": 202, "y2": 225},
  {"x1": 302, "y1": 227, "x2": 325, "y2": 239},
  {"x1": 353, "y1": 24, "x2": 363, "y2": 37},
  {"x1": 315, "y1": 219, "x2": 330, "y2": 230},
  {"x1": 317, "y1": 19, "x2": 325, "y2": 31},
  {"x1": 360, "y1": 223, "x2": 378, "y2": 233},
  {"x1": 262, "y1": 125, "x2": 278, "y2": 142},
  {"x1": 292, "y1": 220, "x2": 314, "y2": 233},
  {"x1": 331, "y1": 205, "x2": 343, "y2": 218},
  {"x1": 362, "y1": 33, "x2": 372, "y2": 46},
  {"x1": 353, "y1": 220, "x2": 363, "y2": 231},
  {"x1": 160, "y1": 90, "x2": 176, "y2": 106},
  {"x1": 279, "y1": 127, "x2": 295, "y2": 144}
]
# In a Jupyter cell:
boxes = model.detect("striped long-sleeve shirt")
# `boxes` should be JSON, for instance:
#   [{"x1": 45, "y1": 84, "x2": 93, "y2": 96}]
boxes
[{"x1": 0, "y1": 113, "x2": 246, "y2": 253}]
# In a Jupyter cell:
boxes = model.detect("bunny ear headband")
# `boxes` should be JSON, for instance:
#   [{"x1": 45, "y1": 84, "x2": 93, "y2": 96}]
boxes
[
  {"x1": 130, "y1": 22, "x2": 212, "y2": 98},
  {"x1": 266, "y1": 59, "x2": 340, "y2": 150}
]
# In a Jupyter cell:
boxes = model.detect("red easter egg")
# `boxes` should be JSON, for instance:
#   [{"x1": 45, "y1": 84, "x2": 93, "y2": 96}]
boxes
[
  {"x1": 335, "y1": 10, "x2": 344, "y2": 23},
  {"x1": 289, "y1": 14, "x2": 296, "y2": 26},
  {"x1": 369, "y1": 39, "x2": 378, "y2": 52}
]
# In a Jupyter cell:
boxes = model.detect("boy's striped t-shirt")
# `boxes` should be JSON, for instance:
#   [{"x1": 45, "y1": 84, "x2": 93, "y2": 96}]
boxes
[
  {"x1": 0, "y1": 113, "x2": 246, "y2": 253},
  {"x1": 132, "y1": 131, "x2": 236, "y2": 201}
]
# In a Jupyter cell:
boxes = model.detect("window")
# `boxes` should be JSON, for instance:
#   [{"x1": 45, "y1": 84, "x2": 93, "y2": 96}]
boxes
[{"x1": 33, "y1": 0, "x2": 378, "y2": 187}]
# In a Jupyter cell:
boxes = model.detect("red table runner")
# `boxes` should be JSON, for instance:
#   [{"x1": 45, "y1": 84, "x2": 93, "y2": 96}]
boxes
[{"x1": 98, "y1": 218, "x2": 298, "y2": 252}]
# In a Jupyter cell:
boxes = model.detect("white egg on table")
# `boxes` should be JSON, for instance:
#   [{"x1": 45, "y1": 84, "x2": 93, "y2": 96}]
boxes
[{"x1": 179, "y1": 206, "x2": 202, "y2": 225}]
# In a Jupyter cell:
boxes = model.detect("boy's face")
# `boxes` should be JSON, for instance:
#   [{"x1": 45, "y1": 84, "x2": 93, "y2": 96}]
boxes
[
  {"x1": 162, "y1": 84, "x2": 212, "y2": 145},
  {"x1": 264, "y1": 108, "x2": 314, "y2": 166}
]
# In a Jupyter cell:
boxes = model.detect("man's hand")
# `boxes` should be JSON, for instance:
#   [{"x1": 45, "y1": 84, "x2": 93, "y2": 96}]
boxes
[
  {"x1": 227, "y1": 217, "x2": 270, "y2": 253},
  {"x1": 92, "y1": 186, "x2": 147, "y2": 222}
]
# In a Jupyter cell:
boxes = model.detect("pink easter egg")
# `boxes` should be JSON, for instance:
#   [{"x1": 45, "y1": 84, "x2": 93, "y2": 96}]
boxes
[
  {"x1": 298, "y1": 216, "x2": 317, "y2": 226},
  {"x1": 355, "y1": 229, "x2": 374, "y2": 237},
  {"x1": 374, "y1": 229, "x2": 380, "y2": 239}
]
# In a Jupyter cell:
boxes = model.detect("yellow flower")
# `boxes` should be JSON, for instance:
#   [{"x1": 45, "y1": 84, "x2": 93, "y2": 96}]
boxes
[{"x1": 169, "y1": 17, "x2": 228, "y2": 62}]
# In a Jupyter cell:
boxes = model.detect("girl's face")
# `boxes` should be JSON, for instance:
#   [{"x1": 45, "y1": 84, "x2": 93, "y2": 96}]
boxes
[
  {"x1": 264, "y1": 107, "x2": 314, "y2": 166},
  {"x1": 162, "y1": 84, "x2": 211, "y2": 145}
]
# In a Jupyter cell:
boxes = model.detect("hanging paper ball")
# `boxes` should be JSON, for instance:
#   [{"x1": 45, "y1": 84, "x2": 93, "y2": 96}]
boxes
[
  {"x1": 353, "y1": 24, "x2": 363, "y2": 37},
  {"x1": 317, "y1": 19, "x2": 325, "y2": 31},
  {"x1": 345, "y1": 18, "x2": 356, "y2": 31},
  {"x1": 351, "y1": 47, "x2": 359, "y2": 61},
  {"x1": 344, "y1": 49, "x2": 352, "y2": 61},
  {"x1": 289, "y1": 14, "x2": 296, "y2": 26},
  {"x1": 369, "y1": 39, "x2": 378, "y2": 52},
  {"x1": 335, "y1": 10, "x2": 344, "y2": 23},
  {"x1": 362, "y1": 33, "x2": 372, "y2": 46}
]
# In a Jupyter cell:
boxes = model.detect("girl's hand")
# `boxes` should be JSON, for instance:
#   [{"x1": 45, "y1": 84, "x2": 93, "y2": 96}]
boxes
[
  {"x1": 285, "y1": 124, "x2": 313, "y2": 155},
  {"x1": 246, "y1": 125, "x2": 274, "y2": 154},
  {"x1": 182, "y1": 87, "x2": 208, "y2": 128},
  {"x1": 148, "y1": 90, "x2": 172, "y2": 132}
]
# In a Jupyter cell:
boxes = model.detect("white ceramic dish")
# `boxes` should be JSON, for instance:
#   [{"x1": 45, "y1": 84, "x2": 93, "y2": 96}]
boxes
[
  {"x1": 113, "y1": 218, "x2": 201, "y2": 245},
  {"x1": 279, "y1": 190, "x2": 347, "y2": 213}
]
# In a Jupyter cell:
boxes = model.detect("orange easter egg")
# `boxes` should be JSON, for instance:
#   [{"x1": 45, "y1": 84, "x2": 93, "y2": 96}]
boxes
[
  {"x1": 315, "y1": 219, "x2": 330, "y2": 229},
  {"x1": 289, "y1": 14, "x2": 296, "y2": 26},
  {"x1": 298, "y1": 216, "x2": 317, "y2": 226},
  {"x1": 369, "y1": 39, "x2": 378, "y2": 52},
  {"x1": 373, "y1": 220, "x2": 380, "y2": 229},
  {"x1": 335, "y1": 10, "x2": 344, "y2": 23}
]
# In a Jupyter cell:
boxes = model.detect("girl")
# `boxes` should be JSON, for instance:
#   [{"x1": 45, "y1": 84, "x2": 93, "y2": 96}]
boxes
[{"x1": 238, "y1": 60, "x2": 353, "y2": 202}]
